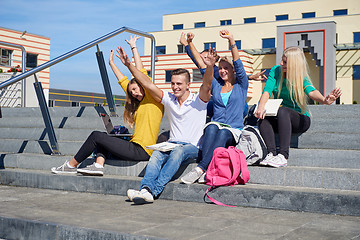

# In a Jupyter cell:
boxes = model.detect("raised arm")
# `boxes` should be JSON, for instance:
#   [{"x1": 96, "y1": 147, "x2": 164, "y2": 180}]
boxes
[
  {"x1": 117, "y1": 46, "x2": 163, "y2": 102},
  {"x1": 198, "y1": 48, "x2": 216, "y2": 102},
  {"x1": 308, "y1": 88, "x2": 342, "y2": 105},
  {"x1": 187, "y1": 32, "x2": 207, "y2": 69},
  {"x1": 125, "y1": 35, "x2": 143, "y2": 70},
  {"x1": 109, "y1": 49, "x2": 128, "y2": 91},
  {"x1": 219, "y1": 30, "x2": 239, "y2": 61}
]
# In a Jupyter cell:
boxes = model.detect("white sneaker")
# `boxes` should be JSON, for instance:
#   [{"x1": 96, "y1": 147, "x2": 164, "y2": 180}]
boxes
[
  {"x1": 259, "y1": 152, "x2": 275, "y2": 166},
  {"x1": 51, "y1": 161, "x2": 77, "y2": 174},
  {"x1": 267, "y1": 154, "x2": 288, "y2": 168},
  {"x1": 133, "y1": 188, "x2": 154, "y2": 204},
  {"x1": 181, "y1": 167, "x2": 204, "y2": 184},
  {"x1": 127, "y1": 189, "x2": 140, "y2": 202},
  {"x1": 197, "y1": 172, "x2": 207, "y2": 184}
]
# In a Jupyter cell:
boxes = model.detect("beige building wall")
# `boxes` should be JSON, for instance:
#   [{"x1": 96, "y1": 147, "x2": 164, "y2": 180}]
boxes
[
  {"x1": 143, "y1": 0, "x2": 360, "y2": 104},
  {"x1": 0, "y1": 26, "x2": 50, "y2": 106}
]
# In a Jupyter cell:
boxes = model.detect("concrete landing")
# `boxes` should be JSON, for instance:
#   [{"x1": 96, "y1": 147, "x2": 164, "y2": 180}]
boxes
[{"x1": 1, "y1": 186, "x2": 359, "y2": 240}]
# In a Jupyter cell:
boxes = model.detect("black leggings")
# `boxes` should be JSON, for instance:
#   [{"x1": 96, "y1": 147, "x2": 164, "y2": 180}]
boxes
[
  {"x1": 74, "y1": 131, "x2": 149, "y2": 163},
  {"x1": 258, "y1": 106, "x2": 311, "y2": 159}
]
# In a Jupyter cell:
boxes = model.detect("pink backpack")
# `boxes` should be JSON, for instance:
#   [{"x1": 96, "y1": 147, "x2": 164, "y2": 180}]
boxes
[{"x1": 205, "y1": 146, "x2": 250, "y2": 207}]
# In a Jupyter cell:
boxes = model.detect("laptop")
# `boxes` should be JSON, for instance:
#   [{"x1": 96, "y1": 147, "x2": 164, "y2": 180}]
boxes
[{"x1": 100, "y1": 113, "x2": 133, "y2": 138}]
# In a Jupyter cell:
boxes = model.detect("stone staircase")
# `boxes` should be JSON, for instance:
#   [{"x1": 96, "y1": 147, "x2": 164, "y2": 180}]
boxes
[{"x1": 0, "y1": 104, "x2": 359, "y2": 218}]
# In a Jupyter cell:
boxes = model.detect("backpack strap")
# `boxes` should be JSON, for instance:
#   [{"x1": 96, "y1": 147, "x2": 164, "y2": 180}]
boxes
[
  {"x1": 205, "y1": 186, "x2": 236, "y2": 207},
  {"x1": 228, "y1": 146, "x2": 250, "y2": 184}
]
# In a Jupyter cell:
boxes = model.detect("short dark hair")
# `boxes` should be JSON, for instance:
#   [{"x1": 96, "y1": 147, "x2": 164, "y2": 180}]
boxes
[{"x1": 171, "y1": 68, "x2": 190, "y2": 83}]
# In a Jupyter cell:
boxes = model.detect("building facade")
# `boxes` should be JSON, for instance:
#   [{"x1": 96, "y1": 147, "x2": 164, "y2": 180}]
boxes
[
  {"x1": 143, "y1": 0, "x2": 360, "y2": 105},
  {"x1": 0, "y1": 26, "x2": 50, "y2": 107},
  {"x1": 49, "y1": 88, "x2": 126, "y2": 107}
]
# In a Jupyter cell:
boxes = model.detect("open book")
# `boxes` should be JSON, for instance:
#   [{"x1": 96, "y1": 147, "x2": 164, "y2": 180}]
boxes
[
  {"x1": 254, "y1": 99, "x2": 283, "y2": 116},
  {"x1": 146, "y1": 142, "x2": 180, "y2": 152}
]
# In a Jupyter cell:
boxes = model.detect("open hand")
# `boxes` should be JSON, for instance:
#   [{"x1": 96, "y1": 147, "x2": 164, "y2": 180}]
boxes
[
  {"x1": 201, "y1": 48, "x2": 217, "y2": 67},
  {"x1": 180, "y1": 32, "x2": 187, "y2": 46},
  {"x1": 116, "y1": 47, "x2": 131, "y2": 66},
  {"x1": 324, "y1": 88, "x2": 342, "y2": 105},
  {"x1": 125, "y1": 35, "x2": 140, "y2": 49}
]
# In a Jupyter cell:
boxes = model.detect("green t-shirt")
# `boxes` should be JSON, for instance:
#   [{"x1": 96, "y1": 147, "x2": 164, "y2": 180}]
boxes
[{"x1": 263, "y1": 65, "x2": 316, "y2": 117}]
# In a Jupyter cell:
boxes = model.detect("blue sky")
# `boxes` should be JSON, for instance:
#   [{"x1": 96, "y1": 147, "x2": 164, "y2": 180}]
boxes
[{"x1": 1, "y1": 0, "x2": 300, "y2": 95}]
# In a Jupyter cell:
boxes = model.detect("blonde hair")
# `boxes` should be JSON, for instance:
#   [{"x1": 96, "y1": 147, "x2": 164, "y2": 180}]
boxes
[
  {"x1": 219, "y1": 56, "x2": 234, "y2": 70},
  {"x1": 278, "y1": 46, "x2": 311, "y2": 114},
  {"x1": 123, "y1": 78, "x2": 143, "y2": 128}
]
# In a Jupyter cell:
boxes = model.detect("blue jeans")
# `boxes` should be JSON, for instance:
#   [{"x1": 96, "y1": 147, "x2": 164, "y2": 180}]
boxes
[
  {"x1": 140, "y1": 141, "x2": 199, "y2": 197},
  {"x1": 198, "y1": 124, "x2": 235, "y2": 171}
]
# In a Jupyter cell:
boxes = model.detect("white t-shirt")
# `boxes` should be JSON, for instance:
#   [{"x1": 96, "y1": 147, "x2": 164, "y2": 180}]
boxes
[{"x1": 161, "y1": 91, "x2": 208, "y2": 147}]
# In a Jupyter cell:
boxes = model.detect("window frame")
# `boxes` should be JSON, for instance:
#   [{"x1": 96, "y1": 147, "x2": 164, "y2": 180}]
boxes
[
  {"x1": 244, "y1": 17, "x2": 256, "y2": 24},
  {"x1": 220, "y1": 19, "x2": 232, "y2": 26},
  {"x1": 353, "y1": 65, "x2": 360, "y2": 80},
  {"x1": 204, "y1": 42, "x2": 216, "y2": 51},
  {"x1": 333, "y1": 9, "x2": 348, "y2": 16},
  {"x1": 173, "y1": 24, "x2": 183, "y2": 30},
  {"x1": 156, "y1": 46, "x2": 166, "y2": 55},
  {"x1": 0, "y1": 48, "x2": 13, "y2": 67},
  {"x1": 194, "y1": 22, "x2": 205, "y2": 28},
  {"x1": 302, "y1": 12, "x2": 315, "y2": 19},
  {"x1": 262, "y1": 38, "x2": 275, "y2": 49},
  {"x1": 276, "y1": 14, "x2": 289, "y2": 21}
]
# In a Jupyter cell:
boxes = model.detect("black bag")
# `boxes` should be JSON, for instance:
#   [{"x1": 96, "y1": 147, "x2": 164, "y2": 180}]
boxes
[{"x1": 243, "y1": 104, "x2": 258, "y2": 126}]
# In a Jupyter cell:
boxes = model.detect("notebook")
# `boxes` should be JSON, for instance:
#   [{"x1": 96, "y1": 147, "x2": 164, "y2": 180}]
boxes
[
  {"x1": 146, "y1": 142, "x2": 180, "y2": 152},
  {"x1": 100, "y1": 114, "x2": 133, "y2": 137},
  {"x1": 254, "y1": 99, "x2": 283, "y2": 116}
]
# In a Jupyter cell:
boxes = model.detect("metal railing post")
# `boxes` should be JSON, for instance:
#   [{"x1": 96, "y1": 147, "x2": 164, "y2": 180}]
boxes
[
  {"x1": 33, "y1": 74, "x2": 60, "y2": 155},
  {"x1": 95, "y1": 45, "x2": 117, "y2": 116}
]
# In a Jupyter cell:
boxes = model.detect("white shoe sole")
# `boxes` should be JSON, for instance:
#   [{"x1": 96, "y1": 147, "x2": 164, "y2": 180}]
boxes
[
  {"x1": 77, "y1": 168, "x2": 104, "y2": 176},
  {"x1": 267, "y1": 162, "x2": 287, "y2": 168},
  {"x1": 51, "y1": 168, "x2": 77, "y2": 174}
]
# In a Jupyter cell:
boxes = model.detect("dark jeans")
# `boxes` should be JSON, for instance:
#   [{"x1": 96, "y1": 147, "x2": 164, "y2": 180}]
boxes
[
  {"x1": 74, "y1": 131, "x2": 149, "y2": 163},
  {"x1": 258, "y1": 106, "x2": 311, "y2": 159},
  {"x1": 198, "y1": 124, "x2": 236, "y2": 171}
]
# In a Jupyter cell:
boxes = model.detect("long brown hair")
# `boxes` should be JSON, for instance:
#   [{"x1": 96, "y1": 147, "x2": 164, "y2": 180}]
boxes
[{"x1": 124, "y1": 78, "x2": 144, "y2": 128}]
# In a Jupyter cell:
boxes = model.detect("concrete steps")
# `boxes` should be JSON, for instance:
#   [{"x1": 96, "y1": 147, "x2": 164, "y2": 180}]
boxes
[{"x1": 1, "y1": 104, "x2": 360, "y2": 218}]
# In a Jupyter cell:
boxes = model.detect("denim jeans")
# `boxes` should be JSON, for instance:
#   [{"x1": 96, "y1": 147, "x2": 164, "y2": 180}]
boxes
[
  {"x1": 197, "y1": 124, "x2": 236, "y2": 171},
  {"x1": 140, "y1": 141, "x2": 199, "y2": 197}
]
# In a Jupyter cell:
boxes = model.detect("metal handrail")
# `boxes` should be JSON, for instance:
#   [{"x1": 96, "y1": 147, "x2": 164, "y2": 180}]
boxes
[
  {"x1": 0, "y1": 41, "x2": 26, "y2": 106},
  {"x1": 0, "y1": 26, "x2": 156, "y2": 90}
]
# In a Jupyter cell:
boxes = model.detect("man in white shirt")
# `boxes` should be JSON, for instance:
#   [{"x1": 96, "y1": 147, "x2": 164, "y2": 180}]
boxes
[{"x1": 117, "y1": 46, "x2": 216, "y2": 204}]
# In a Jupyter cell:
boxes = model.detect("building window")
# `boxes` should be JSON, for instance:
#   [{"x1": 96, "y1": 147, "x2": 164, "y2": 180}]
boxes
[
  {"x1": 354, "y1": 65, "x2": 360, "y2": 80},
  {"x1": 156, "y1": 46, "x2": 166, "y2": 55},
  {"x1": 178, "y1": 44, "x2": 185, "y2": 53},
  {"x1": 71, "y1": 101, "x2": 79, "y2": 107},
  {"x1": 354, "y1": 32, "x2": 360, "y2": 43},
  {"x1": 204, "y1": 42, "x2": 216, "y2": 50},
  {"x1": 192, "y1": 69, "x2": 202, "y2": 82},
  {"x1": 26, "y1": 53, "x2": 38, "y2": 68},
  {"x1": 276, "y1": 14, "x2": 288, "y2": 21},
  {"x1": 244, "y1": 17, "x2": 256, "y2": 24},
  {"x1": 194, "y1": 22, "x2": 205, "y2": 28},
  {"x1": 333, "y1": 9, "x2": 348, "y2": 16},
  {"x1": 48, "y1": 99, "x2": 55, "y2": 107},
  {"x1": 262, "y1": 38, "x2": 275, "y2": 49},
  {"x1": 302, "y1": 12, "x2": 315, "y2": 18},
  {"x1": 0, "y1": 48, "x2": 12, "y2": 67},
  {"x1": 165, "y1": 70, "x2": 172, "y2": 82},
  {"x1": 173, "y1": 24, "x2": 183, "y2": 30},
  {"x1": 220, "y1": 20, "x2": 232, "y2": 26},
  {"x1": 229, "y1": 40, "x2": 241, "y2": 50}
]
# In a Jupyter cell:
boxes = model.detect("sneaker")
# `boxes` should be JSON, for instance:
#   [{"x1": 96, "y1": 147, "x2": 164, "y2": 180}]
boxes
[
  {"x1": 127, "y1": 189, "x2": 140, "y2": 202},
  {"x1": 77, "y1": 163, "x2": 104, "y2": 176},
  {"x1": 181, "y1": 167, "x2": 204, "y2": 184},
  {"x1": 197, "y1": 172, "x2": 207, "y2": 184},
  {"x1": 133, "y1": 188, "x2": 154, "y2": 204},
  {"x1": 51, "y1": 161, "x2": 77, "y2": 174},
  {"x1": 259, "y1": 152, "x2": 275, "y2": 166},
  {"x1": 267, "y1": 154, "x2": 288, "y2": 168}
]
